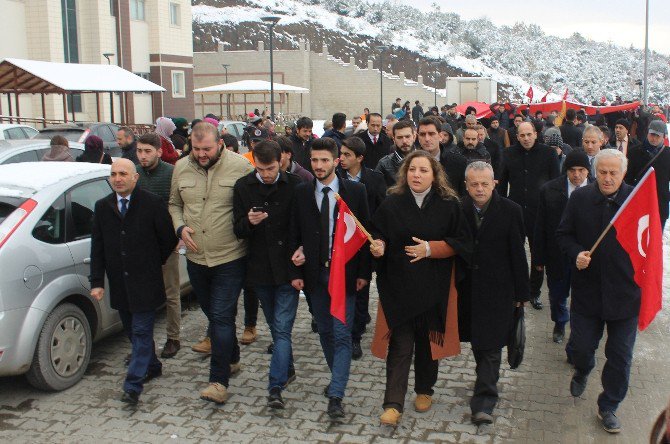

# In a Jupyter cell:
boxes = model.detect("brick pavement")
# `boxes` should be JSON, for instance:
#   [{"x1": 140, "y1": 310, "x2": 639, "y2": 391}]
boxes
[{"x1": 2, "y1": 252, "x2": 670, "y2": 443}]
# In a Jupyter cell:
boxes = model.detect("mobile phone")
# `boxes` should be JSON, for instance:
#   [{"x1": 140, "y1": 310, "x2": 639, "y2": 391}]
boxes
[{"x1": 251, "y1": 206, "x2": 265, "y2": 213}]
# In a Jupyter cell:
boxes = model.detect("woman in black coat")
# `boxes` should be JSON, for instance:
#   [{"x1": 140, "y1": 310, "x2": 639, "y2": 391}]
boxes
[
  {"x1": 76, "y1": 135, "x2": 112, "y2": 164},
  {"x1": 370, "y1": 151, "x2": 470, "y2": 426}
]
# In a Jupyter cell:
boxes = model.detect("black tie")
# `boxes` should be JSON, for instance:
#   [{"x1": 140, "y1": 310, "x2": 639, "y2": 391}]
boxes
[
  {"x1": 320, "y1": 186, "x2": 331, "y2": 265},
  {"x1": 120, "y1": 198, "x2": 129, "y2": 217}
]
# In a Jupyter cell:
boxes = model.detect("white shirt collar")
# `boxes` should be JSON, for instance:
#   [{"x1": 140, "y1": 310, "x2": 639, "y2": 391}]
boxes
[
  {"x1": 316, "y1": 175, "x2": 339, "y2": 194},
  {"x1": 567, "y1": 177, "x2": 588, "y2": 197}
]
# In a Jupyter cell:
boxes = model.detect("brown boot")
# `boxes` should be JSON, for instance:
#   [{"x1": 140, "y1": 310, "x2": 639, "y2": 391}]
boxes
[
  {"x1": 380, "y1": 408, "x2": 402, "y2": 426},
  {"x1": 191, "y1": 337, "x2": 211, "y2": 354},
  {"x1": 240, "y1": 326, "x2": 257, "y2": 345},
  {"x1": 200, "y1": 383, "x2": 228, "y2": 404},
  {"x1": 414, "y1": 394, "x2": 432, "y2": 413},
  {"x1": 161, "y1": 339, "x2": 180, "y2": 358}
]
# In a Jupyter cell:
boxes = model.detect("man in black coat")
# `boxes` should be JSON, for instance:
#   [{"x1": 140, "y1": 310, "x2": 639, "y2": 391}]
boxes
[
  {"x1": 625, "y1": 120, "x2": 670, "y2": 228},
  {"x1": 322, "y1": 112, "x2": 347, "y2": 150},
  {"x1": 290, "y1": 116, "x2": 315, "y2": 170},
  {"x1": 354, "y1": 112, "x2": 392, "y2": 169},
  {"x1": 288, "y1": 137, "x2": 371, "y2": 419},
  {"x1": 116, "y1": 127, "x2": 139, "y2": 164},
  {"x1": 533, "y1": 151, "x2": 592, "y2": 351},
  {"x1": 454, "y1": 128, "x2": 492, "y2": 165},
  {"x1": 556, "y1": 149, "x2": 639, "y2": 434},
  {"x1": 337, "y1": 136, "x2": 386, "y2": 360},
  {"x1": 498, "y1": 121, "x2": 560, "y2": 309},
  {"x1": 90, "y1": 159, "x2": 177, "y2": 404},
  {"x1": 375, "y1": 119, "x2": 416, "y2": 187},
  {"x1": 476, "y1": 125, "x2": 501, "y2": 178},
  {"x1": 612, "y1": 118, "x2": 640, "y2": 156},
  {"x1": 559, "y1": 109, "x2": 583, "y2": 149},
  {"x1": 417, "y1": 116, "x2": 467, "y2": 196},
  {"x1": 411, "y1": 100, "x2": 424, "y2": 124},
  {"x1": 232, "y1": 140, "x2": 302, "y2": 410},
  {"x1": 460, "y1": 161, "x2": 529, "y2": 426}
]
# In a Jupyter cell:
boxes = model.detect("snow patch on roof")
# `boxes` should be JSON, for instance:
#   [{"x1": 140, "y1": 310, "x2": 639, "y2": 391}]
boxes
[{"x1": 0, "y1": 162, "x2": 111, "y2": 193}]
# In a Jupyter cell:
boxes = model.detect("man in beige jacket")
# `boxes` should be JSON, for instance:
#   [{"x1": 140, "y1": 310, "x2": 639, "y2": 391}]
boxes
[{"x1": 169, "y1": 122, "x2": 254, "y2": 404}]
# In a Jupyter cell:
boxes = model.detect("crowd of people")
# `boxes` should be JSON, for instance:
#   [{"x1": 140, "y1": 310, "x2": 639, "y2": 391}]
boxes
[{"x1": 80, "y1": 98, "x2": 669, "y2": 435}]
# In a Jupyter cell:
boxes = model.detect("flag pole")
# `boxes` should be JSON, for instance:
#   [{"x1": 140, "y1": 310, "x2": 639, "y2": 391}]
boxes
[
  {"x1": 334, "y1": 193, "x2": 374, "y2": 243},
  {"x1": 589, "y1": 223, "x2": 613, "y2": 256}
]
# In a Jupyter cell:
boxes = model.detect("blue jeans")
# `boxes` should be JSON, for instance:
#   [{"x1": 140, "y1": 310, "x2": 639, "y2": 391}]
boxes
[
  {"x1": 546, "y1": 268, "x2": 571, "y2": 326},
  {"x1": 570, "y1": 311, "x2": 638, "y2": 413},
  {"x1": 255, "y1": 283, "x2": 299, "y2": 390},
  {"x1": 309, "y1": 267, "x2": 356, "y2": 399},
  {"x1": 187, "y1": 258, "x2": 245, "y2": 387},
  {"x1": 118, "y1": 310, "x2": 161, "y2": 394}
]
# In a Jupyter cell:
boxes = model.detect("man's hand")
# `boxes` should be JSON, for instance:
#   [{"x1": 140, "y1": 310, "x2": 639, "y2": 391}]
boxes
[
  {"x1": 515, "y1": 301, "x2": 528, "y2": 307},
  {"x1": 181, "y1": 226, "x2": 199, "y2": 253},
  {"x1": 356, "y1": 279, "x2": 369, "y2": 291},
  {"x1": 248, "y1": 209, "x2": 268, "y2": 226},
  {"x1": 370, "y1": 239, "x2": 385, "y2": 258},
  {"x1": 291, "y1": 246, "x2": 305, "y2": 266},
  {"x1": 535, "y1": 265, "x2": 544, "y2": 271},
  {"x1": 576, "y1": 251, "x2": 591, "y2": 270},
  {"x1": 91, "y1": 288, "x2": 104, "y2": 301},
  {"x1": 291, "y1": 279, "x2": 304, "y2": 291}
]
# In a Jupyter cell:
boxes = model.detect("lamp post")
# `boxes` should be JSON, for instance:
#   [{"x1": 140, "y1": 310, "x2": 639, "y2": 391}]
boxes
[
  {"x1": 635, "y1": 79, "x2": 643, "y2": 101},
  {"x1": 222, "y1": 63, "x2": 230, "y2": 118},
  {"x1": 432, "y1": 62, "x2": 440, "y2": 109},
  {"x1": 642, "y1": 0, "x2": 649, "y2": 106},
  {"x1": 376, "y1": 45, "x2": 388, "y2": 115},
  {"x1": 261, "y1": 16, "x2": 281, "y2": 120},
  {"x1": 102, "y1": 53, "x2": 115, "y2": 122}
]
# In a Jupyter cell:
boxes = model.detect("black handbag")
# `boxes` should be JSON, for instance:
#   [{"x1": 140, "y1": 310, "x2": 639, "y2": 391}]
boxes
[{"x1": 507, "y1": 306, "x2": 526, "y2": 369}]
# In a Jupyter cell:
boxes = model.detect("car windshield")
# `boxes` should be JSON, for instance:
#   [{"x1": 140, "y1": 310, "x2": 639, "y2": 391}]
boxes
[
  {"x1": 0, "y1": 198, "x2": 21, "y2": 224},
  {"x1": 34, "y1": 130, "x2": 83, "y2": 142}
]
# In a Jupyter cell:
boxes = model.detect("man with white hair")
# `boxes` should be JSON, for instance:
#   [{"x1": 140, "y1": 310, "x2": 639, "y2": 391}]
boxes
[{"x1": 556, "y1": 149, "x2": 638, "y2": 434}]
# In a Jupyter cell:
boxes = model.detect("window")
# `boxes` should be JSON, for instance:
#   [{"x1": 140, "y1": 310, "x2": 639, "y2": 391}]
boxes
[
  {"x1": 4, "y1": 150, "x2": 39, "y2": 164},
  {"x1": 33, "y1": 194, "x2": 66, "y2": 244},
  {"x1": 61, "y1": 0, "x2": 79, "y2": 64},
  {"x1": 4, "y1": 128, "x2": 27, "y2": 140},
  {"x1": 95, "y1": 125, "x2": 116, "y2": 143},
  {"x1": 169, "y1": 3, "x2": 180, "y2": 26},
  {"x1": 23, "y1": 127, "x2": 39, "y2": 138},
  {"x1": 68, "y1": 180, "x2": 112, "y2": 240},
  {"x1": 130, "y1": 0, "x2": 145, "y2": 21},
  {"x1": 135, "y1": 72, "x2": 151, "y2": 81},
  {"x1": 171, "y1": 71, "x2": 185, "y2": 98}
]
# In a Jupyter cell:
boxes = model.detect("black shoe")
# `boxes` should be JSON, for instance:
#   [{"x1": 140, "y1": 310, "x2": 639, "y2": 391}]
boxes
[
  {"x1": 267, "y1": 342, "x2": 274, "y2": 354},
  {"x1": 531, "y1": 297, "x2": 543, "y2": 310},
  {"x1": 598, "y1": 410, "x2": 621, "y2": 434},
  {"x1": 327, "y1": 397, "x2": 345, "y2": 419},
  {"x1": 144, "y1": 367, "x2": 162, "y2": 383},
  {"x1": 284, "y1": 366, "x2": 296, "y2": 388},
  {"x1": 124, "y1": 353, "x2": 132, "y2": 366},
  {"x1": 161, "y1": 339, "x2": 180, "y2": 359},
  {"x1": 267, "y1": 387, "x2": 285, "y2": 409},
  {"x1": 566, "y1": 353, "x2": 574, "y2": 366},
  {"x1": 311, "y1": 318, "x2": 318, "y2": 333},
  {"x1": 365, "y1": 314, "x2": 372, "y2": 325},
  {"x1": 323, "y1": 384, "x2": 330, "y2": 397},
  {"x1": 552, "y1": 324, "x2": 565, "y2": 343},
  {"x1": 570, "y1": 372, "x2": 587, "y2": 397},
  {"x1": 471, "y1": 411, "x2": 494, "y2": 425},
  {"x1": 121, "y1": 390, "x2": 139, "y2": 405},
  {"x1": 351, "y1": 340, "x2": 363, "y2": 360}
]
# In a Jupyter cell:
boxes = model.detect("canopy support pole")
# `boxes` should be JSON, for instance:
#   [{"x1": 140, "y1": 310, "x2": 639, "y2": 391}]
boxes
[
  {"x1": 8, "y1": 93, "x2": 13, "y2": 123},
  {"x1": 201, "y1": 94, "x2": 205, "y2": 118},
  {"x1": 15, "y1": 92, "x2": 20, "y2": 124},
  {"x1": 70, "y1": 94, "x2": 75, "y2": 123},
  {"x1": 300, "y1": 94, "x2": 303, "y2": 113},
  {"x1": 219, "y1": 94, "x2": 223, "y2": 118},
  {"x1": 42, "y1": 93, "x2": 47, "y2": 127},
  {"x1": 244, "y1": 94, "x2": 247, "y2": 115},
  {"x1": 287, "y1": 94, "x2": 290, "y2": 116},
  {"x1": 62, "y1": 94, "x2": 68, "y2": 123},
  {"x1": 151, "y1": 92, "x2": 155, "y2": 123},
  {"x1": 96, "y1": 93, "x2": 101, "y2": 122},
  {"x1": 120, "y1": 92, "x2": 126, "y2": 124},
  {"x1": 124, "y1": 92, "x2": 130, "y2": 124},
  {"x1": 263, "y1": 94, "x2": 267, "y2": 115},
  {"x1": 110, "y1": 92, "x2": 115, "y2": 123}
]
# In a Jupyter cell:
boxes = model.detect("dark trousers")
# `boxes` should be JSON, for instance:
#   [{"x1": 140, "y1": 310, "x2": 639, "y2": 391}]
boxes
[
  {"x1": 570, "y1": 311, "x2": 638, "y2": 412},
  {"x1": 527, "y1": 235, "x2": 544, "y2": 299},
  {"x1": 383, "y1": 319, "x2": 438, "y2": 412},
  {"x1": 118, "y1": 310, "x2": 161, "y2": 394},
  {"x1": 352, "y1": 283, "x2": 370, "y2": 342},
  {"x1": 187, "y1": 258, "x2": 245, "y2": 387},
  {"x1": 243, "y1": 285, "x2": 258, "y2": 327},
  {"x1": 547, "y1": 266, "x2": 575, "y2": 357},
  {"x1": 470, "y1": 348, "x2": 502, "y2": 415}
]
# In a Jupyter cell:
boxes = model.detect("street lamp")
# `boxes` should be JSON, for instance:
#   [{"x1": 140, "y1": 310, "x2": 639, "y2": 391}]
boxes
[
  {"x1": 102, "y1": 53, "x2": 115, "y2": 122},
  {"x1": 376, "y1": 45, "x2": 388, "y2": 115},
  {"x1": 432, "y1": 62, "x2": 440, "y2": 109},
  {"x1": 261, "y1": 16, "x2": 281, "y2": 120},
  {"x1": 635, "y1": 79, "x2": 643, "y2": 101},
  {"x1": 222, "y1": 64, "x2": 230, "y2": 118}
]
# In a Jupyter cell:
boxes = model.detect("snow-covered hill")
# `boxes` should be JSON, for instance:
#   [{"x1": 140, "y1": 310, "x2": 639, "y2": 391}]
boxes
[{"x1": 192, "y1": 0, "x2": 670, "y2": 103}]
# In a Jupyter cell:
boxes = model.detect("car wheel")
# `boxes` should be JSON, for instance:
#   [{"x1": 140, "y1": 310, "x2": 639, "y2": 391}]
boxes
[{"x1": 25, "y1": 303, "x2": 92, "y2": 391}]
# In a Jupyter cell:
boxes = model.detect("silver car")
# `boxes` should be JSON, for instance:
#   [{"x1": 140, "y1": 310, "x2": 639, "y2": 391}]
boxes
[
  {"x1": 0, "y1": 162, "x2": 189, "y2": 391},
  {"x1": 0, "y1": 139, "x2": 85, "y2": 164}
]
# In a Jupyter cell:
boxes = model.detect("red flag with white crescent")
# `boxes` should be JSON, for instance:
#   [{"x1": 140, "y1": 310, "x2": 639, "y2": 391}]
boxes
[{"x1": 526, "y1": 86, "x2": 534, "y2": 101}]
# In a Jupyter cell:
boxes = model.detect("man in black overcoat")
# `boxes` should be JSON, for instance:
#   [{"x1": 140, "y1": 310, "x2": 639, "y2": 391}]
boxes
[
  {"x1": 555, "y1": 149, "x2": 639, "y2": 434},
  {"x1": 460, "y1": 161, "x2": 529, "y2": 426},
  {"x1": 354, "y1": 113, "x2": 392, "y2": 169},
  {"x1": 90, "y1": 159, "x2": 178, "y2": 404}
]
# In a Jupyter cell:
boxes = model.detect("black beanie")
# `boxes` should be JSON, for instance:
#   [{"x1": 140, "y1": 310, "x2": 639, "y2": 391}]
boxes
[
  {"x1": 563, "y1": 150, "x2": 590, "y2": 171},
  {"x1": 615, "y1": 118, "x2": 631, "y2": 131}
]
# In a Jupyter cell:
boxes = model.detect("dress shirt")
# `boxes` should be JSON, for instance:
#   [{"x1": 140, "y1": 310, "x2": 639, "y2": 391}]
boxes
[
  {"x1": 117, "y1": 193, "x2": 131, "y2": 213},
  {"x1": 315, "y1": 176, "x2": 340, "y2": 254},
  {"x1": 567, "y1": 177, "x2": 588, "y2": 198}
]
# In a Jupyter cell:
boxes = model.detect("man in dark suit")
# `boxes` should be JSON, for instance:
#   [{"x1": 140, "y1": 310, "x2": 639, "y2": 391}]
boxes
[
  {"x1": 354, "y1": 112, "x2": 392, "y2": 169},
  {"x1": 556, "y1": 149, "x2": 639, "y2": 434},
  {"x1": 337, "y1": 136, "x2": 386, "y2": 360},
  {"x1": 559, "y1": 109, "x2": 583, "y2": 149},
  {"x1": 288, "y1": 137, "x2": 371, "y2": 419},
  {"x1": 460, "y1": 161, "x2": 529, "y2": 426},
  {"x1": 498, "y1": 121, "x2": 560, "y2": 310},
  {"x1": 612, "y1": 118, "x2": 640, "y2": 156},
  {"x1": 417, "y1": 116, "x2": 468, "y2": 196},
  {"x1": 90, "y1": 159, "x2": 178, "y2": 405},
  {"x1": 533, "y1": 151, "x2": 592, "y2": 351}
]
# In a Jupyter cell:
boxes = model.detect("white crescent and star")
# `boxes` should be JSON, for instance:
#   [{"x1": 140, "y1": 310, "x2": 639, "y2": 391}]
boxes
[{"x1": 637, "y1": 214, "x2": 650, "y2": 258}]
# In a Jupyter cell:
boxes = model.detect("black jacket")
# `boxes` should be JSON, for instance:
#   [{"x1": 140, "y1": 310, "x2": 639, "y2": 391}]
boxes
[
  {"x1": 90, "y1": 188, "x2": 177, "y2": 312},
  {"x1": 452, "y1": 142, "x2": 492, "y2": 165},
  {"x1": 233, "y1": 171, "x2": 302, "y2": 286},
  {"x1": 625, "y1": 142, "x2": 670, "y2": 226},
  {"x1": 290, "y1": 133, "x2": 314, "y2": 171},
  {"x1": 354, "y1": 131, "x2": 393, "y2": 170},
  {"x1": 288, "y1": 177, "x2": 371, "y2": 294},
  {"x1": 498, "y1": 141, "x2": 560, "y2": 237},
  {"x1": 121, "y1": 140, "x2": 139, "y2": 164},
  {"x1": 559, "y1": 121, "x2": 583, "y2": 149},
  {"x1": 337, "y1": 166, "x2": 387, "y2": 216},
  {"x1": 440, "y1": 148, "x2": 468, "y2": 197},
  {"x1": 375, "y1": 148, "x2": 407, "y2": 187},
  {"x1": 411, "y1": 105, "x2": 424, "y2": 123},
  {"x1": 482, "y1": 138, "x2": 502, "y2": 179},
  {"x1": 321, "y1": 129, "x2": 347, "y2": 150},
  {"x1": 459, "y1": 192, "x2": 529, "y2": 349},
  {"x1": 556, "y1": 182, "x2": 639, "y2": 320}
]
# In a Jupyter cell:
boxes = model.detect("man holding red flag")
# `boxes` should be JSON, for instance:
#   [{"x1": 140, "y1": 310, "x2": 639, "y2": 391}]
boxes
[
  {"x1": 288, "y1": 137, "x2": 371, "y2": 420},
  {"x1": 556, "y1": 149, "x2": 660, "y2": 434}
]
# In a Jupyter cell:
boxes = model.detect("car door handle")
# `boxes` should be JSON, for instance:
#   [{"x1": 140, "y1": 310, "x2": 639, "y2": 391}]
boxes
[{"x1": 83, "y1": 258, "x2": 91, "y2": 264}]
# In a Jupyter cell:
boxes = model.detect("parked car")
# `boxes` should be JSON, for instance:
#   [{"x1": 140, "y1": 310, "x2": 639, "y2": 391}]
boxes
[
  {"x1": 0, "y1": 162, "x2": 190, "y2": 391},
  {"x1": 0, "y1": 124, "x2": 39, "y2": 140},
  {"x1": 0, "y1": 139, "x2": 84, "y2": 164},
  {"x1": 35, "y1": 123, "x2": 121, "y2": 157},
  {"x1": 218, "y1": 120, "x2": 247, "y2": 145}
]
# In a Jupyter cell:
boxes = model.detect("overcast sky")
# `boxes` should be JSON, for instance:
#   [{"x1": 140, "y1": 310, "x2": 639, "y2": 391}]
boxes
[{"x1": 377, "y1": 0, "x2": 670, "y2": 55}]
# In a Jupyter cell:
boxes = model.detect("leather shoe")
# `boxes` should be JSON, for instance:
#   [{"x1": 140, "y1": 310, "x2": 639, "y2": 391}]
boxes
[
  {"x1": 598, "y1": 410, "x2": 621, "y2": 434},
  {"x1": 123, "y1": 353, "x2": 131, "y2": 366},
  {"x1": 161, "y1": 339, "x2": 180, "y2": 358},
  {"x1": 143, "y1": 367, "x2": 162, "y2": 383},
  {"x1": 570, "y1": 372, "x2": 588, "y2": 397},
  {"x1": 327, "y1": 397, "x2": 345, "y2": 419},
  {"x1": 552, "y1": 324, "x2": 565, "y2": 344},
  {"x1": 311, "y1": 318, "x2": 318, "y2": 333},
  {"x1": 267, "y1": 342, "x2": 274, "y2": 354},
  {"x1": 531, "y1": 297, "x2": 543, "y2": 310},
  {"x1": 380, "y1": 408, "x2": 402, "y2": 426},
  {"x1": 267, "y1": 387, "x2": 285, "y2": 409},
  {"x1": 121, "y1": 390, "x2": 139, "y2": 405},
  {"x1": 351, "y1": 340, "x2": 363, "y2": 360},
  {"x1": 471, "y1": 411, "x2": 494, "y2": 425},
  {"x1": 323, "y1": 384, "x2": 330, "y2": 397}
]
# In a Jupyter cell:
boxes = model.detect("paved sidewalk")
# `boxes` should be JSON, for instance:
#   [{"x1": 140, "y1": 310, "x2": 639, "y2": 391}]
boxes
[{"x1": 2, "y1": 251, "x2": 670, "y2": 443}]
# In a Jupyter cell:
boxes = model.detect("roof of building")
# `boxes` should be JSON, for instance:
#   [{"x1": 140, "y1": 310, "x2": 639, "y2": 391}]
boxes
[
  {"x1": 0, "y1": 58, "x2": 166, "y2": 94},
  {"x1": 193, "y1": 79, "x2": 309, "y2": 94}
]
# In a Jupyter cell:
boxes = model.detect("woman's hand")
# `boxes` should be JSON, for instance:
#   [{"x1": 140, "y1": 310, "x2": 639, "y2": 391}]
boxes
[
  {"x1": 370, "y1": 239, "x2": 385, "y2": 258},
  {"x1": 405, "y1": 237, "x2": 428, "y2": 263}
]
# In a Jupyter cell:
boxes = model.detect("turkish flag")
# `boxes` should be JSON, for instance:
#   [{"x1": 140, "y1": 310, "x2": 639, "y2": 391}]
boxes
[
  {"x1": 611, "y1": 168, "x2": 663, "y2": 330},
  {"x1": 540, "y1": 88, "x2": 552, "y2": 103},
  {"x1": 562, "y1": 88, "x2": 569, "y2": 100},
  {"x1": 526, "y1": 86, "x2": 534, "y2": 101},
  {"x1": 328, "y1": 197, "x2": 368, "y2": 323}
]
